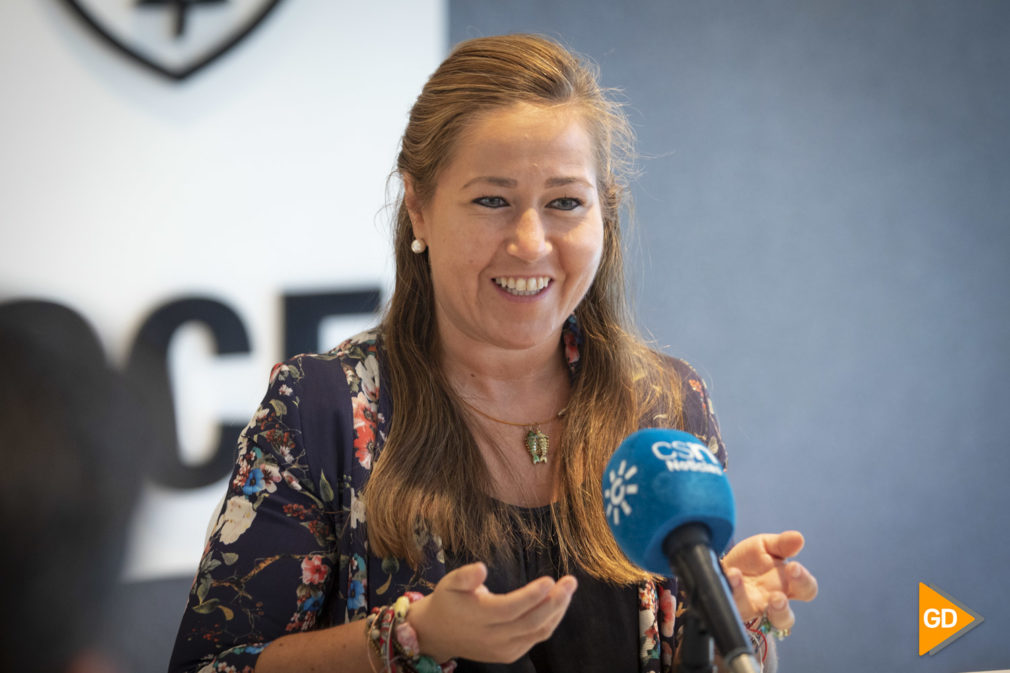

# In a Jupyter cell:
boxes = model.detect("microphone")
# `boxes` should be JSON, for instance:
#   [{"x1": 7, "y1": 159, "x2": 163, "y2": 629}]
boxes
[{"x1": 603, "y1": 428, "x2": 760, "y2": 673}]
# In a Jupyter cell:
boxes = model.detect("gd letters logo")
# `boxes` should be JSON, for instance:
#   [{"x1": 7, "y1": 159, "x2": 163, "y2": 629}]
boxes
[{"x1": 918, "y1": 583, "x2": 983, "y2": 656}]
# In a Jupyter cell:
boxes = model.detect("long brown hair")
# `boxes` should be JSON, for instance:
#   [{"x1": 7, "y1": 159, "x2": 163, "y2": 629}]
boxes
[{"x1": 365, "y1": 34, "x2": 682, "y2": 583}]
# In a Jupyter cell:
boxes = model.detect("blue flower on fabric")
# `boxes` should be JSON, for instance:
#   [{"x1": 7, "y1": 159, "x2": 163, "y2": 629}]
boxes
[
  {"x1": 350, "y1": 554, "x2": 366, "y2": 578},
  {"x1": 347, "y1": 579, "x2": 366, "y2": 610},
  {"x1": 302, "y1": 592, "x2": 323, "y2": 613},
  {"x1": 242, "y1": 468, "x2": 266, "y2": 496}
]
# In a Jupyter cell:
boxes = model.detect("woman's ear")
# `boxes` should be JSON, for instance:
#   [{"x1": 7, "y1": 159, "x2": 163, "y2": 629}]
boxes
[{"x1": 402, "y1": 174, "x2": 427, "y2": 240}]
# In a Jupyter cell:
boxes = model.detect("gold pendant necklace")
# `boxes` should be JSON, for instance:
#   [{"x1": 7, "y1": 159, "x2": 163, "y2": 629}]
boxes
[{"x1": 458, "y1": 397, "x2": 567, "y2": 465}]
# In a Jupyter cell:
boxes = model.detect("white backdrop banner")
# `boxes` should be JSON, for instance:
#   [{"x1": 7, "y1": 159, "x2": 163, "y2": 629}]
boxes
[{"x1": 0, "y1": 0, "x2": 446, "y2": 581}]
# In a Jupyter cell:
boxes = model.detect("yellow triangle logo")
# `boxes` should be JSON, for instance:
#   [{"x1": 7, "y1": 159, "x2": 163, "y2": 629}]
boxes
[{"x1": 918, "y1": 583, "x2": 984, "y2": 655}]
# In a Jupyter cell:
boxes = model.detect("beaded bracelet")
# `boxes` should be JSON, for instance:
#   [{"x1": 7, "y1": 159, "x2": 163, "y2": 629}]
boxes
[
  {"x1": 365, "y1": 592, "x2": 457, "y2": 673},
  {"x1": 744, "y1": 618, "x2": 769, "y2": 666},
  {"x1": 752, "y1": 614, "x2": 790, "y2": 640}
]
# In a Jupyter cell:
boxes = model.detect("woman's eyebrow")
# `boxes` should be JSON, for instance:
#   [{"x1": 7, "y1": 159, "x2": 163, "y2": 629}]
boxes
[
  {"x1": 461, "y1": 175, "x2": 592, "y2": 189},
  {"x1": 544, "y1": 176, "x2": 593, "y2": 188},
  {"x1": 462, "y1": 176, "x2": 517, "y2": 189}
]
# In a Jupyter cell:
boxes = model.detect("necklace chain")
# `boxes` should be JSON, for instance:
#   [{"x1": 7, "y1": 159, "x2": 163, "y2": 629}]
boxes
[
  {"x1": 457, "y1": 396, "x2": 567, "y2": 465},
  {"x1": 457, "y1": 396, "x2": 567, "y2": 427}
]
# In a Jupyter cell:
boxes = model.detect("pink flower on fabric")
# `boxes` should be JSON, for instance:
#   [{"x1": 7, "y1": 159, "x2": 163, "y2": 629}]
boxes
[
  {"x1": 563, "y1": 329, "x2": 580, "y2": 366},
  {"x1": 354, "y1": 441, "x2": 372, "y2": 470},
  {"x1": 638, "y1": 581, "x2": 659, "y2": 657},
  {"x1": 231, "y1": 459, "x2": 252, "y2": 492},
  {"x1": 269, "y1": 362, "x2": 290, "y2": 385},
  {"x1": 351, "y1": 393, "x2": 375, "y2": 469},
  {"x1": 659, "y1": 586, "x2": 676, "y2": 638},
  {"x1": 283, "y1": 471, "x2": 302, "y2": 491},
  {"x1": 301, "y1": 555, "x2": 328, "y2": 585},
  {"x1": 355, "y1": 355, "x2": 380, "y2": 402},
  {"x1": 661, "y1": 641, "x2": 673, "y2": 668}
]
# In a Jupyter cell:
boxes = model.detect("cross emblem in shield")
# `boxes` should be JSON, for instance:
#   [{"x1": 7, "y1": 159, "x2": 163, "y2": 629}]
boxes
[{"x1": 63, "y1": 0, "x2": 284, "y2": 81}]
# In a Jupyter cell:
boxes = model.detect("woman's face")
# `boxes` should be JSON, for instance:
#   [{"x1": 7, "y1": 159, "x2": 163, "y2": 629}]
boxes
[{"x1": 405, "y1": 102, "x2": 605, "y2": 354}]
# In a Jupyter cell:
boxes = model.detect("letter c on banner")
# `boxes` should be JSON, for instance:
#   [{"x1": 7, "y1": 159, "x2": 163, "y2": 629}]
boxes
[{"x1": 126, "y1": 297, "x2": 250, "y2": 489}]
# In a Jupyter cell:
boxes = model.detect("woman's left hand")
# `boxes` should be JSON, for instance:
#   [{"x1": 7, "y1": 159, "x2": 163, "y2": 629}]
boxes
[{"x1": 721, "y1": 530, "x2": 818, "y2": 633}]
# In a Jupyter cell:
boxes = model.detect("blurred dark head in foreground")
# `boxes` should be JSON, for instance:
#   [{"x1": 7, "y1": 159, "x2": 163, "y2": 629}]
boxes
[{"x1": 0, "y1": 303, "x2": 154, "y2": 673}]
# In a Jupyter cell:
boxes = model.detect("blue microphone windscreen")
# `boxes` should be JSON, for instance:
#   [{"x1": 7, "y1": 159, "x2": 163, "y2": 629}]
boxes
[{"x1": 603, "y1": 428, "x2": 735, "y2": 575}]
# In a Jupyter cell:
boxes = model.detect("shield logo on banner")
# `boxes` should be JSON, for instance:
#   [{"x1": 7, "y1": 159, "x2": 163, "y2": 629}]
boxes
[{"x1": 64, "y1": 0, "x2": 284, "y2": 81}]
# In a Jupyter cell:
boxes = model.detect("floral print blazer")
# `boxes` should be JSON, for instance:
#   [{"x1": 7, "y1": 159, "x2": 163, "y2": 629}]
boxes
[{"x1": 168, "y1": 318, "x2": 727, "y2": 673}]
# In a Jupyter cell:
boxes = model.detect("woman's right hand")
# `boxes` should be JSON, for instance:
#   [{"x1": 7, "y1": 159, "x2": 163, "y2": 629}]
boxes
[{"x1": 406, "y1": 562, "x2": 578, "y2": 664}]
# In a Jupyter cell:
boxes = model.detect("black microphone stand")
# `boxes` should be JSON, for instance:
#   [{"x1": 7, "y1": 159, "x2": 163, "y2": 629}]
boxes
[
  {"x1": 679, "y1": 607, "x2": 715, "y2": 673},
  {"x1": 664, "y1": 523, "x2": 762, "y2": 673}
]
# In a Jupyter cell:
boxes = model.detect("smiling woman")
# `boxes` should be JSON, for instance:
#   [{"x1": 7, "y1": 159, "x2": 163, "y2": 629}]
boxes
[
  {"x1": 168, "y1": 34, "x2": 816, "y2": 673},
  {"x1": 404, "y1": 102, "x2": 604, "y2": 356}
]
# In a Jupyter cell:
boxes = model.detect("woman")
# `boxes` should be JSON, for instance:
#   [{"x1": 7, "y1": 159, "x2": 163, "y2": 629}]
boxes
[{"x1": 168, "y1": 34, "x2": 816, "y2": 673}]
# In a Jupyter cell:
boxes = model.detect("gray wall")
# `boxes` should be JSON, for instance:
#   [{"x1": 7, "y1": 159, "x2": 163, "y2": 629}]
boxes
[{"x1": 451, "y1": 2, "x2": 1010, "y2": 671}]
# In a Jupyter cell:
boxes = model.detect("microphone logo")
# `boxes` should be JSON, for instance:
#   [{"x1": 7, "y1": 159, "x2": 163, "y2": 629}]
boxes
[
  {"x1": 650, "y1": 439, "x2": 723, "y2": 475},
  {"x1": 604, "y1": 460, "x2": 639, "y2": 525}
]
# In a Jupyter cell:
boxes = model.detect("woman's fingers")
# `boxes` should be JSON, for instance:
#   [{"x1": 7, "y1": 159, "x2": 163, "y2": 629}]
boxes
[
  {"x1": 494, "y1": 575, "x2": 578, "y2": 661},
  {"x1": 468, "y1": 574, "x2": 578, "y2": 663},
  {"x1": 410, "y1": 565, "x2": 581, "y2": 663},
  {"x1": 718, "y1": 531, "x2": 816, "y2": 637},
  {"x1": 442, "y1": 561, "x2": 489, "y2": 593},
  {"x1": 784, "y1": 561, "x2": 818, "y2": 601},
  {"x1": 481, "y1": 575, "x2": 561, "y2": 623},
  {"x1": 766, "y1": 591, "x2": 795, "y2": 631},
  {"x1": 518, "y1": 575, "x2": 577, "y2": 631},
  {"x1": 494, "y1": 574, "x2": 577, "y2": 623},
  {"x1": 726, "y1": 560, "x2": 816, "y2": 622},
  {"x1": 726, "y1": 566, "x2": 758, "y2": 620},
  {"x1": 764, "y1": 530, "x2": 805, "y2": 560}
]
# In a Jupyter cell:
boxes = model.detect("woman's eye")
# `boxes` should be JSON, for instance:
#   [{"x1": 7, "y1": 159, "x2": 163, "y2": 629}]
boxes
[
  {"x1": 549, "y1": 197, "x2": 582, "y2": 211},
  {"x1": 473, "y1": 196, "x2": 509, "y2": 208}
]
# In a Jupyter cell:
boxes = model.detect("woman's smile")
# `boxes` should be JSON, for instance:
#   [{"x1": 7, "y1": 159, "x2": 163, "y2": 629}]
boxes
[{"x1": 492, "y1": 276, "x2": 552, "y2": 297}]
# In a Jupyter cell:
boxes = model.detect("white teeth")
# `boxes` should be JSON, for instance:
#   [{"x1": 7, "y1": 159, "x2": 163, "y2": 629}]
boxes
[{"x1": 494, "y1": 276, "x2": 550, "y2": 296}]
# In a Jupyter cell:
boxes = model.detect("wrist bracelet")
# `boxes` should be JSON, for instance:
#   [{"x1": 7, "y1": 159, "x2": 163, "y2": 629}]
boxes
[
  {"x1": 745, "y1": 618, "x2": 769, "y2": 666},
  {"x1": 365, "y1": 592, "x2": 457, "y2": 673}
]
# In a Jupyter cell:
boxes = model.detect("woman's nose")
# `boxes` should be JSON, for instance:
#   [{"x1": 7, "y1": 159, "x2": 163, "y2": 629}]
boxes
[{"x1": 508, "y1": 208, "x2": 549, "y2": 261}]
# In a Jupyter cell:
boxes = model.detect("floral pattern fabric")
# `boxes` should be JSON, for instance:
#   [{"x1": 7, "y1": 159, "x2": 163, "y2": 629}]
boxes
[{"x1": 168, "y1": 318, "x2": 726, "y2": 673}]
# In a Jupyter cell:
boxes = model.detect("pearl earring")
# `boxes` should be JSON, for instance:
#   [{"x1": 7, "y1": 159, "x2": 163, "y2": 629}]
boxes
[{"x1": 411, "y1": 238, "x2": 427, "y2": 254}]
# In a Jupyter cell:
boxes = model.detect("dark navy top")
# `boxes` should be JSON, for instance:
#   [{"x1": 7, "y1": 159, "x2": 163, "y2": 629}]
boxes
[
  {"x1": 449, "y1": 504, "x2": 640, "y2": 673},
  {"x1": 168, "y1": 319, "x2": 726, "y2": 673}
]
